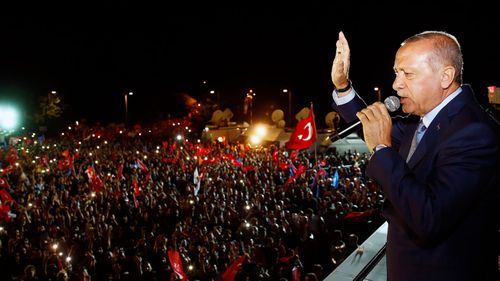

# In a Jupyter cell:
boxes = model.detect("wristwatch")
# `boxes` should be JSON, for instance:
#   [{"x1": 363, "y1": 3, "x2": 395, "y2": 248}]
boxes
[
  {"x1": 335, "y1": 79, "x2": 352, "y2": 93},
  {"x1": 374, "y1": 144, "x2": 388, "y2": 152}
]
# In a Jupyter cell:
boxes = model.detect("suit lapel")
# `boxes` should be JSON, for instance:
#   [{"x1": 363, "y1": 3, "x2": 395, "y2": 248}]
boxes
[
  {"x1": 407, "y1": 85, "x2": 473, "y2": 168},
  {"x1": 407, "y1": 116, "x2": 448, "y2": 168},
  {"x1": 400, "y1": 121, "x2": 418, "y2": 159}
]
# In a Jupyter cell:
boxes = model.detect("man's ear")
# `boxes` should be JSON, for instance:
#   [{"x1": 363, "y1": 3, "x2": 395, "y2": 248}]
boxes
[{"x1": 441, "y1": 66, "x2": 456, "y2": 89}]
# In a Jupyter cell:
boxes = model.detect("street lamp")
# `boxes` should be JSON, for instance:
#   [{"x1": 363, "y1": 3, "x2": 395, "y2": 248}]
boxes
[
  {"x1": 244, "y1": 90, "x2": 256, "y2": 125},
  {"x1": 41, "y1": 90, "x2": 58, "y2": 126},
  {"x1": 374, "y1": 87, "x2": 381, "y2": 102},
  {"x1": 283, "y1": 89, "x2": 292, "y2": 127},
  {"x1": 210, "y1": 90, "x2": 220, "y2": 105},
  {"x1": 124, "y1": 91, "x2": 133, "y2": 125}
]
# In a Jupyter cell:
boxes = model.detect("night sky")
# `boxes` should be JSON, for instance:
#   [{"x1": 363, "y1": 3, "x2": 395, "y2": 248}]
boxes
[{"x1": 1, "y1": 3, "x2": 499, "y2": 127}]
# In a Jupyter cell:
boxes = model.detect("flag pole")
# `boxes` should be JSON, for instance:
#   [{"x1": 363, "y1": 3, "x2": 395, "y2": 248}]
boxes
[
  {"x1": 311, "y1": 102, "x2": 319, "y2": 199},
  {"x1": 311, "y1": 102, "x2": 318, "y2": 167}
]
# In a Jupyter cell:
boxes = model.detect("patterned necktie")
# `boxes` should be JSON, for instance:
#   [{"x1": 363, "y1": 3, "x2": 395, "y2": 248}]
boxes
[{"x1": 407, "y1": 120, "x2": 427, "y2": 161}]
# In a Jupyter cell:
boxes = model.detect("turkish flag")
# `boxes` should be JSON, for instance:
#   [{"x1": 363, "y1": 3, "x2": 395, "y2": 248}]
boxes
[
  {"x1": 272, "y1": 149, "x2": 279, "y2": 163},
  {"x1": 62, "y1": 149, "x2": 70, "y2": 159},
  {"x1": 222, "y1": 255, "x2": 246, "y2": 281},
  {"x1": 85, "y1": 166, "x2": 95, "y2": 180},
  {"x1": 6, "y1": 148, "x2": 17, "y2": 165},
  {"x1": 344, "y1": 210, "x2": 375, "y2": 222},
  {"x1": 168, "y1": 250, "x2": 188, "y2": 281},
  {"x1": 0, "y1": 189, "x2": 14, "y2": 204},
  {"x1": 0, "y1": 178, "x2": 9, "y2": 189},
  {"x1": 0, "y1": 203, "x2": 11, "y2": 222},
  {"x1": 58, "y1": 156, "x2": 73, "y2": 171},
  {"x1": 289, "y1": 150, "x2": 298, "y2": 162},
  {"x1": 133, "y1": 176, "x2": 140, "y2": 196},
  {"x1": 292, "y1": 264, "x2": 301, "y2": 281},
  {"x1": 136, "y1": 159, "x2": 148, "y2": 172},
  {"x1": 92, "y1": 176, "x2": 104, "y2": 193},
  {"x1": 285, "y1": 104, "x2": 317, "y2": 150},
  {"x1": 117, "y1": 161, "x2": 124, "y2": 180}
]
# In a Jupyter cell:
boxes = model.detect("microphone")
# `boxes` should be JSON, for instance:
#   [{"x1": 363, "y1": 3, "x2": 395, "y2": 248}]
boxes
[{"x1": 329, "y1": 96, "x2": 400, "y2": 141}]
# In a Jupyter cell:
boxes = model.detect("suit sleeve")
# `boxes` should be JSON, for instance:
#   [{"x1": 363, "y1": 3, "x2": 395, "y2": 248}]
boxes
[{"x1": 331, "y1": 90, "x2": 367, "y2": 123}]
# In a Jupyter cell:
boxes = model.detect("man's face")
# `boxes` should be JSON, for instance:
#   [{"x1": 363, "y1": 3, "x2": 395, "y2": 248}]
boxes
[{"x1": 392, "y1": 39, "x2": 444, "y2": 116}]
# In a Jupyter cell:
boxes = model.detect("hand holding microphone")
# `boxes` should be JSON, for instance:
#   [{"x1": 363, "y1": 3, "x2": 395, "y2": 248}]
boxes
[
  {"x1": 356, "y1": 96, "x2": 400, "y2": 152},
  {"x1": 330, "y1": 96, "x2": 400, "y2": 141}
]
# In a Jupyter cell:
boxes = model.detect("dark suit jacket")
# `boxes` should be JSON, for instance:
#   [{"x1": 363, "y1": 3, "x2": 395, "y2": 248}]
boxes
[{"x1": 331, "y1": 85, "x2": 500, "y2": 281}]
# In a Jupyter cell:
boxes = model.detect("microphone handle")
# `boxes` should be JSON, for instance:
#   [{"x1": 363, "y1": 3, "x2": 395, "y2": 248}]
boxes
[
  {"x1": 329, "y1": 95, "x2": 400, "y2": 142},
  {"x1": 329, "y1": 120, "x2": 361, "y2": 141}
]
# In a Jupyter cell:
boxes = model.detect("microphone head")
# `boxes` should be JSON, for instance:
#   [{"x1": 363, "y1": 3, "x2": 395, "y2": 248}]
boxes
[{"x1": 384, "y1": 96, "x2": 400, "y2": 112}]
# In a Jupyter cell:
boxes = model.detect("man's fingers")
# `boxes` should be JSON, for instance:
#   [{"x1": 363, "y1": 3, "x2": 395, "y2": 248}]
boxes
[
  {"x1": 356, "y1": 111, "x2": 366, "y2": 123},
  {"x1": 356, "y1": 102, "x2": 393, "y2": 149},
  {"x1": 356, "y1": 110, "x2": 372, "y2": 125},
  {"x1": 371, "y1": 102, "x2": 391, "y2": 119},
  {"x1": 339, "y1": 31, "x2": 348, "y2": 51},
  {"x1": 332, "y1": 39, "x2": 342, "y2": 65},
  {"x1": 360, "y1": 107, "x2": 376, "y2": 122},
  {"x1": 336, "y1": 38, "x2": 342, "y2": 50},
  {"x1": 339, "y1": 31, "x2": 348, "y2": 48},
  {"x1": 335, "y1": 39, "x2": 342, "y2": 57},
  {"x1": 338, "y1": 31, "x2": 350, "y2": 62}
]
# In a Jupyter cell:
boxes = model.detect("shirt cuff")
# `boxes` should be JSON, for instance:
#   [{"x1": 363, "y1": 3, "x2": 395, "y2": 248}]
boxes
[{"x1": 332, "y1": 88, "x2": 356, "y2": 105}]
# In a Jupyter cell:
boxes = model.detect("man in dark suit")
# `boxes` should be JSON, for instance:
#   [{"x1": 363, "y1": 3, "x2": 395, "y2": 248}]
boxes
[{"x1": 331, "y1": 31, "x2": 499, "y2": 281}]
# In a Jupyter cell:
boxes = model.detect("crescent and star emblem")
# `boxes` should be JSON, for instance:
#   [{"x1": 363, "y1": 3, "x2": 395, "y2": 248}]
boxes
[{"x1": 297, "y1": 122, "x2": 312, "y2": 141}]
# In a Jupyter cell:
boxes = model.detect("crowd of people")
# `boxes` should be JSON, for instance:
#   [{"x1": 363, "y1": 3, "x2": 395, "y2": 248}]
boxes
[{"x1": 0, "y1": 123, "x2": 384, "y2": 281}]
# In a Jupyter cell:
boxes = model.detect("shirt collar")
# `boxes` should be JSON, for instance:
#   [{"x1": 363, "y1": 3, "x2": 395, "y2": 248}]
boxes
[{"x1": 421, "y1": 87, "x2": 462, "y2": 128}]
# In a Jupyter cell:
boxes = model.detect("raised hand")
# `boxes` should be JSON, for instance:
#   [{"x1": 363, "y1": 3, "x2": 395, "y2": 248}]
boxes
[{"x1": 331, "y1": 31, "x2": 351, "y2": 91}]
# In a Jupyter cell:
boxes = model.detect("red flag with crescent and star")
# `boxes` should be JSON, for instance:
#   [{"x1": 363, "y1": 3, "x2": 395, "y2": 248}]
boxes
[
  {"x1": 285, "y1": 104, "x2": 317, "y2": 150},
  {"x1": 168, "y1": 250, "x2": 188, "y2": 281}
]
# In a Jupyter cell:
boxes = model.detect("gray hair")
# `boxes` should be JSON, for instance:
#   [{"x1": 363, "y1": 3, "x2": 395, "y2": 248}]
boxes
[{"x1": 402, "y1": 31, "x2": 463, "y2": 84}]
